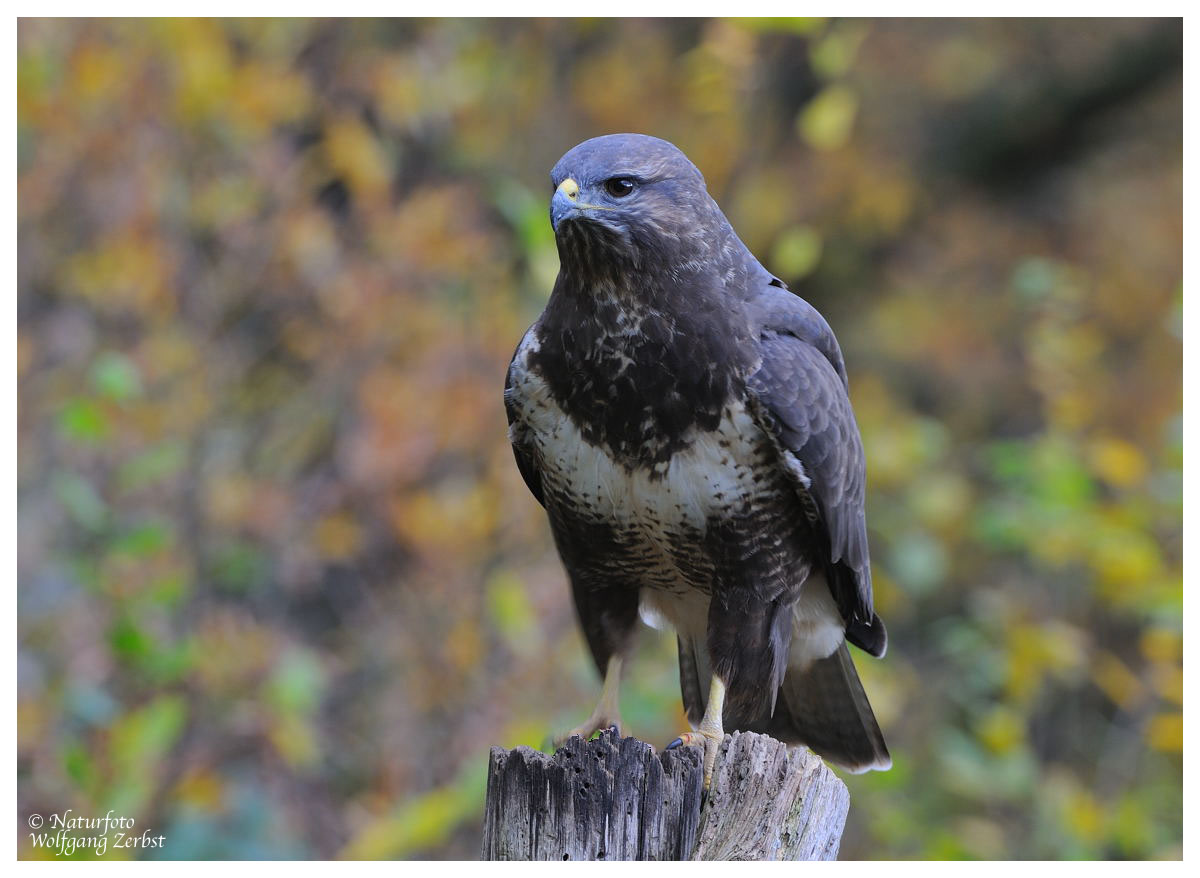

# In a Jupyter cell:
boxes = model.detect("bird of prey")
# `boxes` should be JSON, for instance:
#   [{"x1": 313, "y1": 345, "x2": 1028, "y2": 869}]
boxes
[{"x1": 504, "y1": 134, "x2": 890, "y2": 788}]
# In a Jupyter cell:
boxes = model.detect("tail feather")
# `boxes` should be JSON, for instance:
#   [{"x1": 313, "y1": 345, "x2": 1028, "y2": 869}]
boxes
[
  {"x1": 753, "y1": 643, "x2": 891, "y2": 773},
  {"x1": 676, "y1": 634, "x2": 890, "y2": 774}
]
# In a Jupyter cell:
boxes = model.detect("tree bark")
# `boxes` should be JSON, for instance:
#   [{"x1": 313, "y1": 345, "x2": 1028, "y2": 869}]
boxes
[{"x1": 481, "y1": 728, "x2": 849, "y2": 861}]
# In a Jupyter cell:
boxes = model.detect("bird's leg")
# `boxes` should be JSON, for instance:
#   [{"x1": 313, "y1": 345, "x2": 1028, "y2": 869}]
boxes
[
  {"x1": 551, "y1": 655, "x2": 624, "y2": 748},
  {"x1": 667, "y1": 675, "x2": 726, "y2": 790}
]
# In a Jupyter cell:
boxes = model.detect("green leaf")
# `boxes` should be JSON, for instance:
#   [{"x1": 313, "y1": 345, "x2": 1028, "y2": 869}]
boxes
[
  {"x1": 116, "y1": 441, "x2": 187, "y2": 493},
  {"x1": 53, "y1": 472, "x2": 108, "y2": 531},
  {"x1": 341, "y1": 757, "x2": 489, "y2": 859},
  {"x1": 1010, "y1": 257, "x2": 1059, "y2": 303},
  {"x1": 110, "y1": 616, "x2": 154, "y2": 661},
  {"x1": 106, "y1": 695, "x2": 188, "y2": 814},
  {"x1": 111, "y1": 519, "x2": 173, "y2": 558},
  {"x1": 210, "y1": 540, "x2": 268, "y2": 592},
  {"x1": 770, "y1": 225, "x2": 823, "y2": 280},
  {"x1": 57, "y1": 397, "x2": 108, "y2": 442},
  {"x1": 62, "y1": 739, "x2": 98, "y2": 791},
  {"x1": 734, "y1": 17, "x2": 826, "y2": 36},
  {"x1": 486, "y1": 572, "x2": 537, "y2": 655},
  {"x1": 90, "y1": 351, "x2": 143, "y2": 400},
  {"x1": 809, "y1": 22, "x2": 868, "y2": 79},
  {"x1": 798, "y1": 84, "x2": 858, "y2": 151},
  {"x1": 264, "y1": 648, "x2": 326, "y2": 716},
  {"x1": 888, "y1": 529, "x2": 948, "y2": 595}
]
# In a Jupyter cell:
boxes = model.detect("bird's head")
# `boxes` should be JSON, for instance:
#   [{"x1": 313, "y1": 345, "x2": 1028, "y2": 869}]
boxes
[{"x1": 549, "y1": 134, "x2": 731, "y2": 281}]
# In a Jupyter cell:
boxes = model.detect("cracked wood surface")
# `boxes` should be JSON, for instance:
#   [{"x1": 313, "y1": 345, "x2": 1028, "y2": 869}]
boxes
[{"x1": 481, "y1": 729, "x2": 849, "y2": 861}]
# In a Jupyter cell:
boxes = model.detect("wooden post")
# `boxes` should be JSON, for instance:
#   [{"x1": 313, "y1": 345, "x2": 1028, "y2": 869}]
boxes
[{"x1": 481, "y1": 728, "x2": 850, "y2": 861}]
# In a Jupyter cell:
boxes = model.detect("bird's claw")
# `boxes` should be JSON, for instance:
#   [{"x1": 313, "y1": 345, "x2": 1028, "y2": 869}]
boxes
[{"x1": 665, "y1": 729, "x2": 723, "y2": 790}]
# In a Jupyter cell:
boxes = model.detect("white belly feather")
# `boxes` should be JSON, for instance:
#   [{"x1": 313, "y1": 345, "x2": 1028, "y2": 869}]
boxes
[{"x1": 534, "y1": 388, "x2": 759, "y2": 537}]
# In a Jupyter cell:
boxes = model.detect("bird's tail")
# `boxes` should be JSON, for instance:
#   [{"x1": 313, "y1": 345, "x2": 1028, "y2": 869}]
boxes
[
  {"x1": 676, "y1": 636, "x2": 891, "y2": 773},
  {"x1": 753, "y1": 642, "x2": 891, "y2": 773}
]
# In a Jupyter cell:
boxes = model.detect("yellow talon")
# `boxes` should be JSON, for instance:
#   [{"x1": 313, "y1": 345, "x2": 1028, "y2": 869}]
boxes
[{"x1": 666, "y1": 676, "x2": 726, "y2": 790}]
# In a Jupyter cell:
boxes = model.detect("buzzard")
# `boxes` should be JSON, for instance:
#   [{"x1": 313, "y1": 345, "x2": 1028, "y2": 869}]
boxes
[{"x1": 505, "y1": 134, "x2": 890, "y2": 787}]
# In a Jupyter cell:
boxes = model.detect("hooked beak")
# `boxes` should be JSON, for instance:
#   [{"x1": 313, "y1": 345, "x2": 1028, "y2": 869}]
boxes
[
  {"x1": 551, "y1": 178, "x2": 580, "y2": 231},
  {"x1": 550, "y1": 177, "x2": 615, "y2": 232}
]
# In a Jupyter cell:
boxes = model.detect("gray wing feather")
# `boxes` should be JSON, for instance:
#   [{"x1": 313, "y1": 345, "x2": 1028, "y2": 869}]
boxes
[{"x1": 746, "y1": 286, "x2": 876, "y2": 630}]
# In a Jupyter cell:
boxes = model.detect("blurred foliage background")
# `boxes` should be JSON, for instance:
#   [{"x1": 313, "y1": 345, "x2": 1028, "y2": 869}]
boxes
[{"x1": 17, "y1": 18, "x2": 1181, "y2": 860}]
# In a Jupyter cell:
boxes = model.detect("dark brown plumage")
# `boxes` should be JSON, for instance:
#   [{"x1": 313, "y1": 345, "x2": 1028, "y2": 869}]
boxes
[{"x1": 504, "y1": 133, "x2": 889, "y2": 779}]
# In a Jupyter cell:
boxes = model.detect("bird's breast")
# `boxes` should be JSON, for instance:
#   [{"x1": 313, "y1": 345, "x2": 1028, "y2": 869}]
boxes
[
  {"x1": 538, "y1": 395, "x2": 768, "y2": 534},
  {"x1": 509, "y1": 330, "x2": 786, "y2": 579},
  {"x1": 525, "y1": 291, "x2": 751, "y2": 468}
]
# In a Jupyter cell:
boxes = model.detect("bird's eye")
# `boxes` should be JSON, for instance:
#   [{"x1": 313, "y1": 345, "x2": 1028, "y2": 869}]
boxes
[{"x1": 604, "y1": 177, "x2": 637, "y2": 198}]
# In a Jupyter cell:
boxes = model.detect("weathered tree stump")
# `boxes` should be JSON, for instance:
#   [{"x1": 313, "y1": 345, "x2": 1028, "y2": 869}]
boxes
[{"x1": 481, "y1": 728, "x2": 850, "y2": 861}]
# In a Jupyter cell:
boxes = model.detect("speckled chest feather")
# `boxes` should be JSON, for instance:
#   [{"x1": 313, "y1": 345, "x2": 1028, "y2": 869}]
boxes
[
  {"x1": 527, "y1": 289, "x2": 745, "y2": 467},
  {"x1": 507, "y1": 325, "x2": 811, "y2": 604}
]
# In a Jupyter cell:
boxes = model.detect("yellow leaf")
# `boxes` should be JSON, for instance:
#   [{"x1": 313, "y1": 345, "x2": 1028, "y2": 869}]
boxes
[
  {"x1": 1092, "y1": 651, "x2": 1144, "y2": 710},
  {"x1": 269, "y1": 714, "x2": 319, "y2": 769},
  {"x1": 168, "y1": 19, "x2": 235, "y2": 121},
  {"x1": 172, "y1": 769, "x2": 225, "y2": 812},
  {"x1": 1147, "y1": 713, "x2": 1183, "y2": 752},
  {"x1": 314, "y1": 512, "x2": 363, "y2": 561},
  {"x1": 976, "y1": 705, "x2": 1024, "y2": 754},
  {"x1": 325, "y1": 117, "x2": 392, "y2": 200},
  {"x1": 72, "y1": 44, "x2": 124, "y2": 103},
  {"x1": 1140, "y1": 627, "x2": 1182, "y2": 663},
  {"x1": 1090, "y1": 529, "x2": 1163, "y2": 588},
  {"x1": 230, "y1": 62, "x2": 312, "y2": 139},
  {"x1": 1005, "y1": 621, "x2": 1086, "y2": 702},
  {"x1": 1063, "y1": 787, "x2": 1105, "y2": 842},
  {"x1": 1087, "y1": 436, "x2": 1148, "y2": 488},
  {"x1": 1150, "y1": 664, "x2": 1183, "y2": 706}
]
